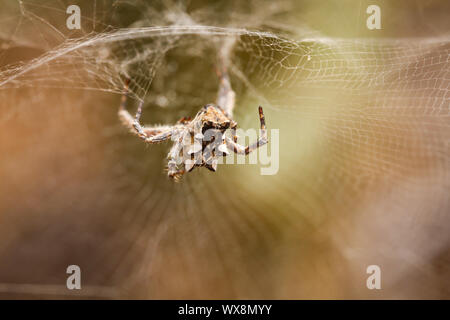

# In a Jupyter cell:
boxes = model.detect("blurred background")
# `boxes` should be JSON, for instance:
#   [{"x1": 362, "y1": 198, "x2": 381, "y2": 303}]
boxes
[{"x1": 0, "y1": 0, "x2": 449, "y2": 299}]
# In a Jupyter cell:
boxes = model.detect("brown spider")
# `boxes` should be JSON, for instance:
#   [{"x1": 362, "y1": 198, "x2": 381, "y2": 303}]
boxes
[{"x1": 118, "y1": 67, "x2": 268, "y2": 181}]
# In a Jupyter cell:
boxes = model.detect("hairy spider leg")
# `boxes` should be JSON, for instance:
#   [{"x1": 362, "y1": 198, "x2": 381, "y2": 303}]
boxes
[
  {"x1": 118, "y1": 79, "x2": 173, "y2": 143},
  {"x1": 215, "y1": 53, "x2": 240, "y2": 157},
  {"x1": 226, "y1": 106, "x2": 268, "y2": 155}
]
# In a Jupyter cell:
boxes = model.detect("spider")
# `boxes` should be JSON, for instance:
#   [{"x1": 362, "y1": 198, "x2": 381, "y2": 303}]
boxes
[{"x1": 118, "y1": 67, "x2": 268, "y2": 181}]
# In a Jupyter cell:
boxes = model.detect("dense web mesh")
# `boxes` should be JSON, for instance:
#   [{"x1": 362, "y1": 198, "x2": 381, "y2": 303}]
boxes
[{"x1": 0, "y1": 0, "x2": 449, "y2": 299}]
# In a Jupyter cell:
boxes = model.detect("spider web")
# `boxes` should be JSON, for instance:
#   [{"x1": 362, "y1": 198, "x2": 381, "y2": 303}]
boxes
[{"x1": 0, "y1": 0, "x2": 449, "y2": 299}]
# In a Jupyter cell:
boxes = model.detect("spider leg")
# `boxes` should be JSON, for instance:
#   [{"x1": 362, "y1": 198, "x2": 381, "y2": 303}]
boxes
[
  {"x1": 166, "y1": 137, "x2": 187, "y2": 180},
  {"x1": 226, "y1": 106, "x2": 268, "y2": 155},
  {"x1": 118, "y1": 79, "x2": 135, "y2": 129},
  {"x1": 118, "y1": 79, "x2": 173, "y2": 143},
  {"x1": 215, "y1": 39, "x2": 236, "y2": 117}
]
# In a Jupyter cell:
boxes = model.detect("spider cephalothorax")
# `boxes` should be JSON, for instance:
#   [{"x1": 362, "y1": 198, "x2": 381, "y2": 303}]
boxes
[{"x1": 119, "y1": 64, "x2": 267, "y2": 181}]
